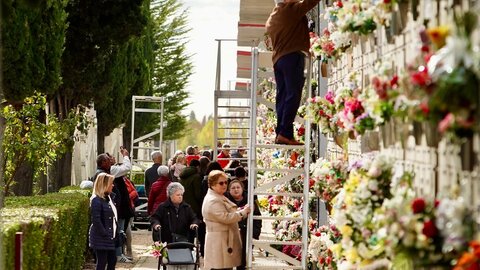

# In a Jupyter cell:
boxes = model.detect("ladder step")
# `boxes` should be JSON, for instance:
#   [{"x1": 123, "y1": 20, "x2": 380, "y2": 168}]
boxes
[
  {"x1": 218, "y1": 105, "x2": 250, "y2": 109},
  {"x1": 256, "y1": 144, "x2": 306, "y2": 150},
  {"x1": 218, "y1": 116, "x2": 250, "y2": 119},
  {"x1": 253, "y1": 239, "x2": 302, "y2": 246},
  {"x1": 253, "y1": 216, "x2": 304, "y2": 221},
  {"x1": 215, "y1": 90, "x2": 251, "y2": 99},
  {"x1": 217, "y1": 137, "x2": 250, "y2": 140},
  {"x1": 218, "y1": 127, "x2": 250, "y2": 129},
  {"x1": 254, "y1": 192, "x2": 305, "y2": 197}
]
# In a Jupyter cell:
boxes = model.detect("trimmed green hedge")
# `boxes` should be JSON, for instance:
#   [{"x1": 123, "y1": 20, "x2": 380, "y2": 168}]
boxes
[{"x1": 1, "y1": 192, "x2": 89, "y2": 270}]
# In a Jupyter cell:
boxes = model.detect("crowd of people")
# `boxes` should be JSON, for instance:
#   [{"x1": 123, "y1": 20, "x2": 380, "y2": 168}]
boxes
[{"x1": 87, "y1": 144, "x2": 261, "y2": 270}]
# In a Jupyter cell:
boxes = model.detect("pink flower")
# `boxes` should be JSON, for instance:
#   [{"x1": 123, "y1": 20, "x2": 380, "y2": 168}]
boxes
[
  {"x1": 438, "y1": 113, "x2": 455, "y2": 133},
  {"x1": 325, "y1": 90, "x2": 335, "y2": 104}
]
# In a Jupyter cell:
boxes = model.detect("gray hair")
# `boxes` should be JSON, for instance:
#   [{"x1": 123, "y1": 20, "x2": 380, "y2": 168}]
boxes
[
  {"x1": 157, "y1": 165, "x2": 170, "y2": 177},
  {"x1": 151, "y1": 151, "x2": 163, "y2": 161},
  {"x1": 274, "y1": 0, "x2": 285, "y2": 4},
  {"x1": 167, "y1": 182, "x2": 185, "y2": 197}
]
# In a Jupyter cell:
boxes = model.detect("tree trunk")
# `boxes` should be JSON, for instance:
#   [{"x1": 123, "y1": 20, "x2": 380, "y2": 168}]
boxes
[
  {"x1": 50, "y1": 151, "x2": 73, "y2": 191},
  {"x1": 97, "y1": 131, "x2": 105, "y2": 155},
  {"x1": 11, "y1": 160, "x2": 34, "y2": 196},
  {"x1": 39, "y1": 173, "x2": 48, "y2": 194}
]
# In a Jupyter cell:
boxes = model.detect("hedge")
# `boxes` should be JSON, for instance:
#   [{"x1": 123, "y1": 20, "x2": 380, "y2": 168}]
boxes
[{"x1": 1, "y1": 192, "x2": 89, "y2": 270}]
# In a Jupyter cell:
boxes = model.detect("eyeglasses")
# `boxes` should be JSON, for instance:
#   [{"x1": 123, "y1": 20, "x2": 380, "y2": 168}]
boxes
[{"x1": 217, "y1": 181, "x2": 228, "y2": 186}]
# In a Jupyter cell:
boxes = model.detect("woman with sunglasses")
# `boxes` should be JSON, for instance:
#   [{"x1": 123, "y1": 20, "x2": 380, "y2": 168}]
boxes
[
  {"x1": 89, "y1": 173, "x2": 117, "y2": 270},
  {"x1": 202, "y1": 170, "x2": 251, "y2": 270}
]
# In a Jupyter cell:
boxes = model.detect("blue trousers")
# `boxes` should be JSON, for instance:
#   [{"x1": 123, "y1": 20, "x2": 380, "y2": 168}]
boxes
[
  {"x1": 95, "y1": 249, "x2": 116, "y2": 270},
  {"x1": 274, "y1": 52, "x2": 305, "y2": 139}
]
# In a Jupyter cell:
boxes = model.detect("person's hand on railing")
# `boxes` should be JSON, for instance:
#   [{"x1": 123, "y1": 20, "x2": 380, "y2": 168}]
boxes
[
  {"x1": 189, "y1": 224, "x2": 198, "y2": 230},
  {"x1": 154, "y1": 224, "x2": 161, "y2": 231}
]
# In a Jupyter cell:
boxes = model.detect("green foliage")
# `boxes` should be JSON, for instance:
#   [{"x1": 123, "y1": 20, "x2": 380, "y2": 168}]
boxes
[
  {"x1": 1, "y1": 93, "x2": 80, "y2": 195},
  {"x1": 1, "y1": 0, "x2": 68, "y2": 103},
  {"x1": 136, "y1": 0, "x2": 193, "y2": 141},
  {"x1": 59, "y1": 185, "x2": 92, "y2": 197},
  {"x1": 1, "y1": 193, "x2": 89, "y2": 270}
]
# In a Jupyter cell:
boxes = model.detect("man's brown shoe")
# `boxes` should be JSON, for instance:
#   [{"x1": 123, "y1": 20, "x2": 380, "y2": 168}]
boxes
[{"x1": 275, "y1": 134, "x2": 304, "y2": 145}]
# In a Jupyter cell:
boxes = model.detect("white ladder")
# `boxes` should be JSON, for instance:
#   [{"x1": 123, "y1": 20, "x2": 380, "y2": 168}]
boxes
[{"x1": 246, "y1": 47, "x2": 313, "y2": 269}]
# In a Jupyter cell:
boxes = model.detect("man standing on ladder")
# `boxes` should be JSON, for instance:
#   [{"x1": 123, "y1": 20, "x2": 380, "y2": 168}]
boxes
[{"x1": 266, "y1": 0, "x2": 320, "y2": 145}]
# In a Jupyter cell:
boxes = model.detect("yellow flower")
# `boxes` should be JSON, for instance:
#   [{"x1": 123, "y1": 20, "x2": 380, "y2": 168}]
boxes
[
  {"x1": 345, "y1": 194, "x2": 353, "y2": 207},
  {"x1": 427, "y1": 25, "x2": 450, "y2": 49},
  {"x1": 330, "y1": 243, "x2": 342, "y2": 258},
  {"x1": 360, "y1": 259, "x2": 373, "y2": 266},
  {"x1": 345, "y1": 247, "x2": 359, "y2": 263},
  {"x1": 340, "y1": 225, "x2": 353, "y2": 237}
]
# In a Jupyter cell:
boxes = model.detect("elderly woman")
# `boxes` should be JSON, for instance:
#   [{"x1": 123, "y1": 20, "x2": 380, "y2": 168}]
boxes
[
  {"x1": 147, "y1": 165, "x2": 171, "y2": 215},
  {"x1": 89, "y1": 173, "x2": 117, "y2": 270},
  {"x1": 202, "y1": 170, "x2": 251, "y2": 270},
  {"x1": 150, "y1": 182, "x2": 200, "y2": 243}
]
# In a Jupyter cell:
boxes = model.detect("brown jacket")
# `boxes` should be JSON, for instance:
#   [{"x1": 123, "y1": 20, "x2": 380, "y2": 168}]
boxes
[
  {"x1": 266, "y1": 0, "x2": 320, "y2": 64},
  {"x1": 202, "y1": 189, "x2": 247, "y2": 270}
]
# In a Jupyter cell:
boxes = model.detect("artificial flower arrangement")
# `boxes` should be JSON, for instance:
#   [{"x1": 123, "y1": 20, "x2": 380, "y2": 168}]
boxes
[
  {"x1": 376, "y1": 172, "x2": 475, "y2": 268},
  {"x1": 310, "y1": 27, "x2": 351, "y2": 62},
  {"x1": 425, "y1": 11, "x2": 480, "y2": 140},
  {"x1": 310, "y1": 157, "x2": 349, "y2": 203},
  {"x1": 308, "y1": 223, "x2": 342, "y2": 270},
  {"x1": 361, "y1": 61, "x2": 399, "y2": 126},
  {"x1": 306, "y1": 90, "x2": 339, "y2": 135},
  {"x1": 334, "y1": 1, "x2": 377, "y2": 36},
  {"x1": 334, "y1": 72, "x2": 376, "y2": 136},
  {"x1": 330, "y1": 154, "x2": 394, "y2": 269}
]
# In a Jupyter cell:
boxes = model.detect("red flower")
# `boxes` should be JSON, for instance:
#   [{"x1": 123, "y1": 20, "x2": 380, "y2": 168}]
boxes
[
  {"x1": 390, "y1": 75, "x2": 399, "y2": 87},
  {"x1": 434, "y1": 199, "x2": 440, "y2": 208},
  {"x1": 421, "y1": 45, "x2": 430, "y2": 53},
  {"x1": 383, "y1": 0, "x2": 391, "y2": 3},
  {"x1": 315, "y1": 231, "x2": 321, "y2": 237},
  {"x1": 336, "y1": 1, "x2": 343, "y2": 8},
  {"x1": 326, "y1": 256, "x2": 332, "y2": 264},
  {"x1": 319, "y1": 257, "x2": 325, "y2": 264},
  {"x1": 412, "y1": 198, "x2": 426, "y2": 214},
  {"x1": 419, "y1": 102, "x2": 430, "y2": 115},
  {"x1": 297, "y1": 126, "x2": 305, "y2": 136},
  {"x1": 422, "y1": 220, "x2": 438, "y2": 238},
  {"x1": 410, "y1": 66, "x2": 430, "y2": 87}
]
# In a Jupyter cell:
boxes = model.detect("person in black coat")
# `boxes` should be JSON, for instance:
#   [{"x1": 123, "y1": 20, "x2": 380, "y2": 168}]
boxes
[
  {"x1": 145, "y1": 151, "x2": 163, "y2": 197},
  {"x1": 150, "y1": 182, "x2": 200, "y2": 243},
  {"x1": 89, "y1": 173, "x2": 117, "y2": 270},
  {"x1": 226, "y1": 180, "x2": 262, "y2": 270}
]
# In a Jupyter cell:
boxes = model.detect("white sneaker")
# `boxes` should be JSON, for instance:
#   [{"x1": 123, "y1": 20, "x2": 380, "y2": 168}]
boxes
[{"x1": 117, "y1": 255, "x2": 133, "y2": 263}]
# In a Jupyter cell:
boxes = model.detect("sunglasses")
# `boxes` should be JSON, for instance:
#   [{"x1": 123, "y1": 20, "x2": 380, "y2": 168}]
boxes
[{"x1": 217, "y1": 181, "x2": 228, "y2": 186}]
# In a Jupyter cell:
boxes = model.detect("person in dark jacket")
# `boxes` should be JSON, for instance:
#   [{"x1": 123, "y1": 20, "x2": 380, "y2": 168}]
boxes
[
  {"x1": 179, "y1": 159, "x2": 205, "y2": 255},
  {"x1": 148, "y1": 165, "x2": 171, "y2": 215},
  {"x1": 144, "y1": 151, "x2": 163, "y2": 197},
  {"x1": 89, "y1": 173, "x2": 117, "y2": 270},
  {"x1": 226, "y1": 180, "x2": 262, "y2": 270},
  {"x1": 150, "y1": 182, "x2": 200, "y2": 243}
]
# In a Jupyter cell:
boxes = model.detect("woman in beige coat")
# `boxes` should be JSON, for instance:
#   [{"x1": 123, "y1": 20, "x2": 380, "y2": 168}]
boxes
[{"x1": 202, "y1": 170, "x2": 251, "y2": 270}]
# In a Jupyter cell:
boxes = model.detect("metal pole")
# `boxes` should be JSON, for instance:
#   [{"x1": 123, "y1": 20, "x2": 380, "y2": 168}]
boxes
[
  {"x1": 302, "y1": 56, "x2": 313, "y2": 269},
  {"x1": 130, "y1": 96, "x2": 136, "y2": 177},
  {"x1": 246, "y1": 47, "x2": 259, "y2": 269},
  {"x1": 159, "y1": 97, "x2": 164, "y2": 152},
  {"x1": 213, "y1": 40, "x2": 222, "y2": 159},
  {"x1": 15, "y1": 232, "x2": 22, "y2": 270}
]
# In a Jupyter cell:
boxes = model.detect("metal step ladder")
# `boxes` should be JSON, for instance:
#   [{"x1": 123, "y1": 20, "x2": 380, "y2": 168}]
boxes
[{"x1": 246, "y1": 47, "x2": 313, "y2": 269}]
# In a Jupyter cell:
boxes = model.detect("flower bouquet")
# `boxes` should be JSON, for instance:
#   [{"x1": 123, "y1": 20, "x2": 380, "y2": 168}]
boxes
[
  {"x1": 377, "y1": 172, "x2": 475, "y2": 269},
  {"x1": 310, "y1": 28, "x2": 351, "y2": 62},
  {"x1": 149, "y1": 241, "x2": 168, "y2": 259},
  {"x1": 308, "y1": 224, "x2": 342, "y2": 269},
  {"x1": 331, "y1": 154, "x2": 394, "y2": 268},
  {"x1": 306, "y1": 90, "x2": 339, "y2": 135},
  {"x1": 310, "y1": 157, "x2": 349, "y2": 203}
]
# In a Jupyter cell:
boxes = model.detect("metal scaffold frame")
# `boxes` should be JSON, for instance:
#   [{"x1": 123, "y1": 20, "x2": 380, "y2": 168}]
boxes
[
  {"x1": 246, "y1": 47, "x2": 313, "y2": 269},
  {"x1": 130, "y1": 95, "x2": 164, "y2": 226}
]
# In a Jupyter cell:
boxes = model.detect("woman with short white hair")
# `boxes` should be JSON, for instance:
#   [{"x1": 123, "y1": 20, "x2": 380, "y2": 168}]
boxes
[{"x1": 150, "y1": 182, "x2": 200, "y2": 243}]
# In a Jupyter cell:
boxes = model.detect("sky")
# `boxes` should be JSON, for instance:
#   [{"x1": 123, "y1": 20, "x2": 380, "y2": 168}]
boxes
[{"x1": 180, "y1": 0, "x2": 240, "y2": 121}]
